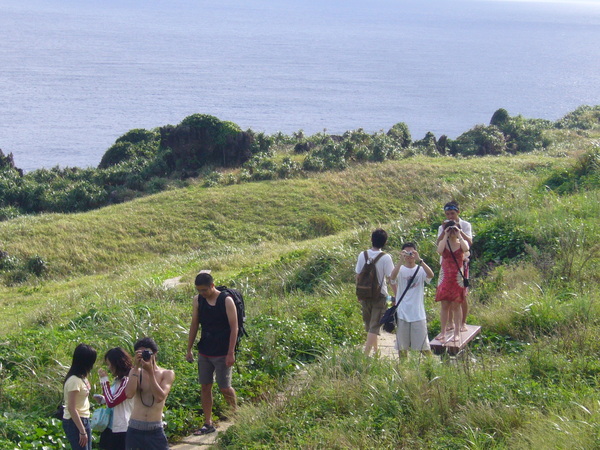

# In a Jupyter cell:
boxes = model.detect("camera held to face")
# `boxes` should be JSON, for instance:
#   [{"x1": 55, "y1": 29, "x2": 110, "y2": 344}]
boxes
[
  {"x1": 444, "y1": 220, "x2": 460, "y2": 232},
  {"x1": 402, "y1": 250, "x2": 414, "y2": 257},
  {"x1": 141, "y1": 350, "x2": 153, "y2": 361}
]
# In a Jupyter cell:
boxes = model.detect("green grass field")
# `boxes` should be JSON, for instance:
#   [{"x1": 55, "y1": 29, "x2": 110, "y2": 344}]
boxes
[{"x1": 0, "y1": 122, "x2": 599, "y2": 448}]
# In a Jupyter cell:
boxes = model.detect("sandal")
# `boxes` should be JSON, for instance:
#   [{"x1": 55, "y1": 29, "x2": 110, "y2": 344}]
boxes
[{"x1": 194, "y1": 424, "x2": 216, "y2": 435}]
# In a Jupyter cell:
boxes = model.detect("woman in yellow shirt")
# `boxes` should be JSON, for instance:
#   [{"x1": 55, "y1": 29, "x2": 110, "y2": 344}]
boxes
[{"x1": 63, "y1": 344, "x2": 97, "y2": 450}]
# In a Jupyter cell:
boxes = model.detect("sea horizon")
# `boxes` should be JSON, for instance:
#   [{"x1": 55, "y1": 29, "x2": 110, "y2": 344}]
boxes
[{"x1": 1, "y1": 0, "x2": 599, "y2": 172}]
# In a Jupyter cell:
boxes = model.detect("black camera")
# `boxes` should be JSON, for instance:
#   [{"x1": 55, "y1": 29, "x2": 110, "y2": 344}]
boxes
[
  {"x1": 445, "y1": 220, "x2": 456, "y2": 228},
  {"x1": 141, "y1": 350, "x2": 153, "y2": 361}
]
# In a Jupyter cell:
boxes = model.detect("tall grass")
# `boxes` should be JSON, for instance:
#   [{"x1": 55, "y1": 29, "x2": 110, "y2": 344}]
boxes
[{"x1": 1, "y1": 132, "x2": 599, "y2": 448}]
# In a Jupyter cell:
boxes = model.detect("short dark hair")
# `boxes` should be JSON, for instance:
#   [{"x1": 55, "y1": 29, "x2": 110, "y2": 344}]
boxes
[
  {"x1": 371, "y1": 228, "x2": 388, "y2": 249},
  {"x1": 104, "y1": 347, "x2": 133, "y2": 379},
  {"x1": 443, "y1": 220, "x2": 462, "y2": 230},
  {"x1": 401, "y1": 242, "x2": 417, "y2": 250},
  {"x1": 444, "y1": 200, "x2": 460, "y2": 211},
  {"x1": 195, "y1": 272, "x2": 214, "y2": 287},
  {"x1": 134, "y1": 337, "x2": 159, "y2": 354}
]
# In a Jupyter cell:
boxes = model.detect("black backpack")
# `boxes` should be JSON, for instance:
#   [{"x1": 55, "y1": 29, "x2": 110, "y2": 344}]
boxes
[
  {"x1": 356, "y1": 251, "x2": 385, "y2": 301},
  {"x1": 216, "y1": 286, "x2": 248, "y2": 351}
]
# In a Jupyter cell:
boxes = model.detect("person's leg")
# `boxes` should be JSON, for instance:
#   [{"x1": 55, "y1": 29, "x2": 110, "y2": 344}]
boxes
[
  {"x1": 462, "y1": 262, "x2": 470, "y2": 331},
  {"x1": 364, "y1": 332, "x2": 378, "y2": 356},
  {"x1": 451, "y1": 302, "x2": 463, "y2": 343},
  {"x1": 63, "y1": 418, "x2": 86, "y2": 450},
  {"x1": 396, "y1": 319, "x2": 410, "y2": 359},
  {"x1": 436, "y1": 301, "x2": 450, "y2": 342},
  {"x1": 220, "y1": 387, "x2": 237, "y2": 410},
  {"x1": 214, "y1": 356, "x2": 237, "y2": 412},
  {"x1": 410, "y1": 319, "x2": 431, "y2": 355},
  {"x1": 363, "y1": 297, "x2": 385, "y2": 356},
  {"x1": 461, "y1": 298, "x2": 468, "y2": 331},
  {"x1": 198, "y1": 354, "x2": 217, "y2": 428},
  {"x1": 201, "y1": 383, "x2": 214, "y2": 426}
]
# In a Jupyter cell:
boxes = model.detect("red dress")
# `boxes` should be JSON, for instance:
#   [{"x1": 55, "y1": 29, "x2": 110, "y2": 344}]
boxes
[{"x1": 435, "y1": 246, "x2": 466, "y2": 303}]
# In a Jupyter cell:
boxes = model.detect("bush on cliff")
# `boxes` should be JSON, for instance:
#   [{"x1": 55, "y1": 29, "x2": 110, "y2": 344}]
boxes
[{"x1": 98, "y1": 128, "x2": 160, "y2": 169}]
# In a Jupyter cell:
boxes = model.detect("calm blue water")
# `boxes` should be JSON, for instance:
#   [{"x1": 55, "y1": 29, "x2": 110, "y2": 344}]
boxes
[{"x1": 1, "y1": 0, "x2": 599, "y2": 171}]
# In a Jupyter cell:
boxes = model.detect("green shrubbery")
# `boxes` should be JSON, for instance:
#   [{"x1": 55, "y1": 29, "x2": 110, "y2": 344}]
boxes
[
  {"x1": 1, "y1": 106, "x2": 598, "y2": 217},
  {"x1": 544, "y1": 146, "x2": 600, "y2": 194}
]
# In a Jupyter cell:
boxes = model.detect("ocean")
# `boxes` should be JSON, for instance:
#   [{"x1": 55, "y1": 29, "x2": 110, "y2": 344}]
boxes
[{"x1": 1, "y1": 0, "x2": 599, "y2": 171}]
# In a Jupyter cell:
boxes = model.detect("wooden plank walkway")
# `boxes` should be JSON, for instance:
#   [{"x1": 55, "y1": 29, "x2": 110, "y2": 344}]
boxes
[{"x1": 430, "y1": 324, "x2": 481, "y2": 356}]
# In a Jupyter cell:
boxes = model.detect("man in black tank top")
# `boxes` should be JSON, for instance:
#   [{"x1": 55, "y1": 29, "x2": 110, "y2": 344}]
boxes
[{"x1": 186, "y1": 272, "x2": 238, "y2": 435}]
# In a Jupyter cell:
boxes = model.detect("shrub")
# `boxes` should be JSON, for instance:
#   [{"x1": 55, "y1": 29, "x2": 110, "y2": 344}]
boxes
[
  {"x1": 490, "y1": 108, "x2": 510, "y2": 127},
  {"x1": 387, "y1": 122, "x2": 412, "y2": 148},
  {"x1": 543, "y1": 147, "x2": 600, "y2": 194},
  {"x1": 412, "y1": 131, "x2": 439, "y2": 156},
  {"x1": 0, "y1": 206, "x2": 21, "y2": 221},
  {"x1": 450, "y1": 125, "x2": 507, "y2": 156},
  {"x1": 99, "y1": 129, "x2": 159, "y2": 169},
  {"x1": 203, "y1": 171, "x2": 224, "y2": 187},
  {"x1": 302, "y1": 154, "x2": 325, "y2": 172},
  {"x1": 471, "y1": 220, "x2": 536, "y2": 266},
  {"x1": 277, "y1": 157, "x2": 301, "y2": 179},
  {"x1": 24, "y1": 255, "x2": 47, "y2": 277},
  {"x1": 498, "y1": 115, "x2": 553, "y2": 154},
  {"x1": 305, "y1": 215, "x2": 342, "y2": 238},
  {"x1": 555, "y1": 105, "x2": 600, "y2": 130}
]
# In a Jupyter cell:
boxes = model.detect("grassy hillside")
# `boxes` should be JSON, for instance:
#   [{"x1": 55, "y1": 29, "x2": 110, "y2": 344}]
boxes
[{"x1": 0, "y1": 123, "x2": 599, "y2": 448}]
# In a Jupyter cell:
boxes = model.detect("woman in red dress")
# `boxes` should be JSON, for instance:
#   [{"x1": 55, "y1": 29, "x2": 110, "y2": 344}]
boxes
[{"x1": 435, "y1": 220, "x2": 470, "y2": 344}]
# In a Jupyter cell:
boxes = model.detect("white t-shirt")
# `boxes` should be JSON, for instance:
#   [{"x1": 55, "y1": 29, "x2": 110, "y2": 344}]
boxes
[
  {"x1": 395, "y1": 265, "x2": 432, "y2": 322},
  {"x1": 355, "y1": 249, "x2": 394, "y2": 296},
  {"x1": 437, "y1": 218, "x2": 473, "y2": 240}
]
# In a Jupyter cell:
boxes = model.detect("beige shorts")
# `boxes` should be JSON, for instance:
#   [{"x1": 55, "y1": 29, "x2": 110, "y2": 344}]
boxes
[
  {"x1": 360, "y1": 295, "x2": 386, "y2": 335},
  {"x1": 395, "y1": 319, "x2": 431, "y2": 351}
]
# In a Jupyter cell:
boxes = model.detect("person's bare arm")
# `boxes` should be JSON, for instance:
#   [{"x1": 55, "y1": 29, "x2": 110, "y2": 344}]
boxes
[
  {"x1": 67, "y1": 390, "x2": 88, "y2": 447},
  {"x1": 437, "y1": 232, "x2": 448, "y2": 254},
  {"x1": 224, "y1": 296, "x2": 238, "y2": 367},
  {"x1": 186, "y1": 295, "x2": 200, "y2": 362},
  {"x1": 142, "y1": 356, "x2": 174, "y2": 403},
  {"x1": 125, "y1": 363, "x2": 140, "y2": 399}
]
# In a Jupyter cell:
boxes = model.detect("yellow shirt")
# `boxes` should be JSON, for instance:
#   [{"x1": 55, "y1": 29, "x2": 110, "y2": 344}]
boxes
[{"x1": 63, "y1": 375, "x2": 90, "y2": 419}]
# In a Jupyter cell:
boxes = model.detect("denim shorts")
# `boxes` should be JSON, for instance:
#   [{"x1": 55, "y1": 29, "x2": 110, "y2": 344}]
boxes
[
  {"x1": 63, "y1": 417, "x2": 91, "y2": 450},
  {"x1": 126, "y1": 420, "x2": 168, "y2": 450}
]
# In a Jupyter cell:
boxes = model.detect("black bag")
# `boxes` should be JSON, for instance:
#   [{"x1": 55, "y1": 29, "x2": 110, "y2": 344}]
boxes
[
  {"x1": 380, "y1": 265, "x2": 421, "y2": 333},
  {"x1": 356, "y1": 251, "x2": 386, "y2": 301},
  {"x1": 216, "y1": 286, "x2": 248, "y2": 351}
]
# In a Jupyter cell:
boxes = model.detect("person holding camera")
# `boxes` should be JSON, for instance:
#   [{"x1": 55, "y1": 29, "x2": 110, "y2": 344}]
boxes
[
  {"x1": 390, "y1": 243, "x2": 434, "y2": 358},
  {"x1": 124, "y1": 337, "x2": 175, "y2": 450},
  {"x1": 435, "y1": 220, "x2": 470, "y2": 344},
  {"x1": 436, "y1": 200, "x2": 473, "y2": 332}
]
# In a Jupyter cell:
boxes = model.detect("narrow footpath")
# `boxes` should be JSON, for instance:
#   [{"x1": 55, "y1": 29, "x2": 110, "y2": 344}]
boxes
[{"x1": 168, "y1": 331, "x2": 398, "y2": 449}]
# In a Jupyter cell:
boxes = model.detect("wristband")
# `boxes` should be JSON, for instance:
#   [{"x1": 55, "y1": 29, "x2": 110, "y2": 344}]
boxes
[{"x1": 80, "y1": 432, "x2": 87, "y2": 435}]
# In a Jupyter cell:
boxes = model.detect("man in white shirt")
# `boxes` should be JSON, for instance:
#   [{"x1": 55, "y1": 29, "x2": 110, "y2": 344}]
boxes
[
  {"x1": 355, "y1": 228, "x2": 395, "y2": 356},
  {"x1": 390, "y1": 243, "x2": 434, "y2": 357}
]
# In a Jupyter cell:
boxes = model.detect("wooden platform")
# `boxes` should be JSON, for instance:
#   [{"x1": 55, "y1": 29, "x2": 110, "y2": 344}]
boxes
[{"x1": 430, "y1": 324, "x2": 481, "y2": 355}]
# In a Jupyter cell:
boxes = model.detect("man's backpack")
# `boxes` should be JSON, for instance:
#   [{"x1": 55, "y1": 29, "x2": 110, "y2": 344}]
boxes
[
  {"x1": 216, "y1": 286, "x2": 248, "y2": 351},
  {"x1": 356, "y1": 251, "x2": 385, "y2": 301}
]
